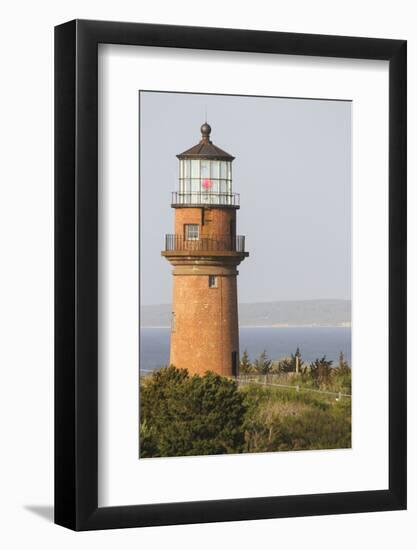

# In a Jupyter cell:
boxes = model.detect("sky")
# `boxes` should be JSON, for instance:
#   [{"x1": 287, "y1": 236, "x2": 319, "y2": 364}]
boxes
[{"x1": 140, "y1": 91, "x2": 351, "y2": 306}]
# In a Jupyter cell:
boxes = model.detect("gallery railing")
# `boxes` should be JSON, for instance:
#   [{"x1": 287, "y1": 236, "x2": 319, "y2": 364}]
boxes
[
  {"x1": 171, "y1": 191, "x2": 240, "y2": 207},
  {"x1": 164, "y1": 234, "x2": 246, "y2": 253}
]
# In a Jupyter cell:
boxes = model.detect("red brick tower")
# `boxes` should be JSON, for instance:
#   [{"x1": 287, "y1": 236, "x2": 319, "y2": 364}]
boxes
[{"x1": 162, "y1": 123, "x2": 248, "y2": 377}]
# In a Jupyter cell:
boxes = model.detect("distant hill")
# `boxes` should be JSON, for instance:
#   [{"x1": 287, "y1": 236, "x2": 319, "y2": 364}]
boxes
[{"x1": 141, "y1": 299, "x2": 351, "y2": 327}]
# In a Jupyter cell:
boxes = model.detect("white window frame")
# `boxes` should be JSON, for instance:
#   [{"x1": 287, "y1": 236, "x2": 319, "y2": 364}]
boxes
[{"x1": 184, "y1": 224, "x2": 199, "y2": 241}]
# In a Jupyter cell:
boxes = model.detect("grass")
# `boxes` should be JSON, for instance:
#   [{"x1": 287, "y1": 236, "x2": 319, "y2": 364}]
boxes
[{"x1": 240, "y1": 383, "x2": 351, "y2": 453}]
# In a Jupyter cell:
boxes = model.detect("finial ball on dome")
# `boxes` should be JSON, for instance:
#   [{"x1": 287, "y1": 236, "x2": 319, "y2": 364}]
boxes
[{"x1": 201, "y1": 122, "x2": 211, "y2": 139}]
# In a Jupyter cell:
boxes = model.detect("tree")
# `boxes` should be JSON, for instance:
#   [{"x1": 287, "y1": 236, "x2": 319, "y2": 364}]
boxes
[
  {"x1": 309, "y1": 356, "x2": 333, "y2": 387},
  {"x1": 253, "y1": 350, "x2": 273, "y2": 375},
  {"x1": 240, "y1": 349, "x2": 252, "y2": 374},
  {"x1": 276, "y1": 356, "x2": 293, "y2": 373},
  {"x1": 338, "y1": 351, "x2": 349, "y2": 372},
  {"x1": 332, "y1": 351, "x2": 351, "y2": 394},
  {"x1": 293, "y1": 347, "x2": 304, "y2": 373},
  {"x1": 140, "y1": 366, "x2": 247, "y2": 458},
  {"x1": 277, "y1": 347, "x2": 304, "y2": 373}
]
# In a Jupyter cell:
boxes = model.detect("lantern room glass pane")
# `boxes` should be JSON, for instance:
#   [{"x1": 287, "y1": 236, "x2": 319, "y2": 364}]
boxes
[
  {"x1": 220, "y1": 161, "x2": 227, "y2": 178},
  {"x1": 191, "y1": 160, "x2": 199, "y2": 178},
  {"x1": 177, "y1": 157, "x2": 234, "y2": 205},
  {"x1": 191, "y1": 179, "x2": 200, "y2": 193},
  {"x1": 201, "y1": 160, "x2": 210, "y2": 179},
  {"x1": 211, "y1": 180, "x2": 219, "y2": 193},
  {"x1": 211, "y1": 160, "x2": 220, "y2": 179}
]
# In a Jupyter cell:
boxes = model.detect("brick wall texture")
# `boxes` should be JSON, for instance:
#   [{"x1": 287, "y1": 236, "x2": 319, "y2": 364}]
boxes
[{"x1": 168, "y1": 207, "x2": 242, "y2": 376}]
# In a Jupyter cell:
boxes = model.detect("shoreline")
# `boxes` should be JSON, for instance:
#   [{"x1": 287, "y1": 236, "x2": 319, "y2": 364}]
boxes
[{"x1": 141, "y1": 324, "x2": 351, "y2": 329}]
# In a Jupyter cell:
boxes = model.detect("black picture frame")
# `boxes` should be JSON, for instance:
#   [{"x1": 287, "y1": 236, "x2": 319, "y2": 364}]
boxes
[{"x1": 55, "y1": 19, "x2": 407, "y2": 531}]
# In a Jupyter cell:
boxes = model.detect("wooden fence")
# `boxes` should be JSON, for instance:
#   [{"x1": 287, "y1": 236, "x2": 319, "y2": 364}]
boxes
[{"x1": 237, "y1": 375, "x2": 351, "y2": 399}]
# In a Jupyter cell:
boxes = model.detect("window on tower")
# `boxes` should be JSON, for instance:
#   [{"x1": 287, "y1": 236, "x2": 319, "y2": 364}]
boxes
[
  {"x1": 184, "y1": 224, "x2": 199, "y2": 241},
  {"x1": 208, "y1": 275, "x2": 218, "y2": 288}
]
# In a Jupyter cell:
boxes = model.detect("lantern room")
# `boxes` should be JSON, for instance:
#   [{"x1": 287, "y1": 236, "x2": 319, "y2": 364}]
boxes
[{"x1": 173, "y1": 123, "x2": 239, "y2": 207}]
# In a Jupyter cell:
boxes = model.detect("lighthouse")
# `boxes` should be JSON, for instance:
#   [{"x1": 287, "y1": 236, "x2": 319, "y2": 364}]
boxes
[{"x1": 162, "y1": 122, "x2": 249, "y2": 377}]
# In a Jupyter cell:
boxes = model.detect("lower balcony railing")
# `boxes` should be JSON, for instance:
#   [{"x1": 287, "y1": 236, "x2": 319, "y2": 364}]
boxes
[{"x1": 164, "y1": 234, "x2": 246, "y2": 253}]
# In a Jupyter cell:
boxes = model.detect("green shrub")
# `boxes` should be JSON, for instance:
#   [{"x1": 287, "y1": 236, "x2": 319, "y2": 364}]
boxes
[{"x1": 140, "y1": 366, "x2": 247, "y2": 458}]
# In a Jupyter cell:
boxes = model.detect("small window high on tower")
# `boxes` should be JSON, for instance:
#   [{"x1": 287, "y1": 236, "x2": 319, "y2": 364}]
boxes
[{"x1": 184, "y1": 224, "x2": 199, "y2": 241}]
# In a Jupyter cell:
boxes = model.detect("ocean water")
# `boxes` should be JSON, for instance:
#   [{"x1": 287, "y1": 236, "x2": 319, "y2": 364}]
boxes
[{"x1": 140, "y1": 326, "x2": 351, "y2": 373}]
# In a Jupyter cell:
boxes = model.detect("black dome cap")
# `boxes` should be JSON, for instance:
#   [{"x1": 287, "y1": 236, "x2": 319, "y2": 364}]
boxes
[
  {"x1": 200, "y1": 122, "x2": 212, "y2": 140},
  {"x1": 177, "y1": 122, "x2": 235, "y2": 161}
]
